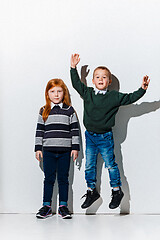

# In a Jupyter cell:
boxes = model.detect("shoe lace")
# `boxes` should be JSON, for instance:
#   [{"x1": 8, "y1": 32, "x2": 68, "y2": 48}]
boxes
[
  {"x1": 60, "y1": 206, "x2": 70, "y2": 215},
  {"x1": 81, "y1": 193, "x2": 87, "y2": 199},
  {"x1": 110, "y1": 191, "x2": 119, "y2": 201},
  {"x1": 39, "y1": 206, "x2": 50, "y2": 213},
  {"x1": 81, "y1": 190, "x2": 92, "y2": 199}
]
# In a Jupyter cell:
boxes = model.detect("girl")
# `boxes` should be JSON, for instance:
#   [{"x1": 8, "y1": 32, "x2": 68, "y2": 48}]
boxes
[{"x1": 35, "y1": 79, "x2": 80, "y2": 219}]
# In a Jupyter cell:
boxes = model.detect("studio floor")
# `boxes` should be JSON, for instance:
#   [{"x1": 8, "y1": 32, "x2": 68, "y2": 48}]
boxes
[{"x1": 0, "y1": 214, "x2": 160, "y2": 240}]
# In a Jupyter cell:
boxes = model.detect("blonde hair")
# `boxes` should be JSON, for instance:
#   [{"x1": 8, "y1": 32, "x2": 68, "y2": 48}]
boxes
[
  {"x1": 93, "y1": 66, "x2": 112, "y2": 81},
  {"x1": 41, "y1": 79, "x2": 71, "y2": 122}
]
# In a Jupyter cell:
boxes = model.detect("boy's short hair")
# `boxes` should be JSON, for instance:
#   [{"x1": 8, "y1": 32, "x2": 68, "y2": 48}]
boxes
[{"x1": 93, "y1": 66, "x2": 112, "y2": 81}]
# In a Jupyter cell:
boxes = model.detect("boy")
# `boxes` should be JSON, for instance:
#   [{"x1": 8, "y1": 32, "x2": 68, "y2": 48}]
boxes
[{"x1": 70, "y1": 54, "x2": 150, "y2": 209}]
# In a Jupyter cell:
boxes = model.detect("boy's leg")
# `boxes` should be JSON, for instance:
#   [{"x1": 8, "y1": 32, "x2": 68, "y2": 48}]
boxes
[
  {"x1": 57, "y1": 151, "x2": 72, "y2": 219},
  {"x1": 81, "y1": 131, "x2": 100, "y2": 209},
  {"x1": 85, "y1": 131, "x2": 99, "y2": 189},
  {"x1": 98, "y1": 131, "x2": 124, "y2": 209},
  {"x1": 98, "y1": 131, "x2": 121, "y2": 188}
]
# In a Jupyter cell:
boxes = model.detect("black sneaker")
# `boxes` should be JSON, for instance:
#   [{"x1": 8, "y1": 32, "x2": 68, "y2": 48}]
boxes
[
  {"x1": 81, "y1": 188, "x2": 100, "y2": 209},
  {"x1": 36, "y1": 205, "x2": 52, "y2": 219},
  {"x1": 109, "y1": 187, "x2": 124, "y2": 209},
  {"x1": 58, "y1": 206, "x2": 72, "y2": 219}
]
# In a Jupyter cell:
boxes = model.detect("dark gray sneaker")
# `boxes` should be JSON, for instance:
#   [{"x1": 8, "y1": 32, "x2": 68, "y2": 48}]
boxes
[
  {"x1": 81, "y1": 188, "x2": 100, "y2": 209},
  {"x1": 109, "y1": 187, "x2": 124, "y2": 209},
  {"x1": 58, "y1": 206, "x2": 72, "y2": 219},
  {"x1": 36, "y1": 205, "x2": 52, "y2": 219}
]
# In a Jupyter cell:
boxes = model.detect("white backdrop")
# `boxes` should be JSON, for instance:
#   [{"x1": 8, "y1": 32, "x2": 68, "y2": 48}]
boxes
[{"x1": 1, "y1": 0, "x2": 160, "y2": 214}]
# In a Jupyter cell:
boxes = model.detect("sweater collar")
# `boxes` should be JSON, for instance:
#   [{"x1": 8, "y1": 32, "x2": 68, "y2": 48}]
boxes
[
  {"x1": 51, "y1": 102, "x2": 63, "y2": 109},
  {"x1": 93, "y1": 86, "x2": 108, "y2": 95}
]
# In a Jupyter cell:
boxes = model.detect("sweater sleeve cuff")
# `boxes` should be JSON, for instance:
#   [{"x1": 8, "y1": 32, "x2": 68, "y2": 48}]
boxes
[
  {"x1": 139, "y1": 87, "x2": 146, "y2": 93},
  {"x1": 34, "y1": 145, "x2": 43, "y2": 152},
  {"x1": 70, "y1": 67, "x2": 77, "y2": 71},
  {"x1": 71, "y1": 144, "x2": 80, "y2": 151},
  {"x1": 140, "y1": 87, "x2": 146, "y2": 92}
]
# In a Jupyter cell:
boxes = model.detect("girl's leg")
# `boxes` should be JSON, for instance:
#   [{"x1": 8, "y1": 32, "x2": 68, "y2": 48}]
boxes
[
  {"x1": 43, "y1": 151, "x2": 57, "y2": 205},
  {"x1": 57, "y1": 151, "x2": 71, "y2": 206}
]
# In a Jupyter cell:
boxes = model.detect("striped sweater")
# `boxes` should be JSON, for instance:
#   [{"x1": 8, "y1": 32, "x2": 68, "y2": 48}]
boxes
[{"x1": 35, "y1": 103, "x2": 80, "y2": 152}]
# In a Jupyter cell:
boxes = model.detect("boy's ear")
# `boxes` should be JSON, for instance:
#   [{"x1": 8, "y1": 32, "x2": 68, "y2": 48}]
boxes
[
  {"x1": 109, "y1": 79, "x2": 112, "y2": 85},
  {"x1": 92, "y1": 78, "x2": 95, "y2": 85}
]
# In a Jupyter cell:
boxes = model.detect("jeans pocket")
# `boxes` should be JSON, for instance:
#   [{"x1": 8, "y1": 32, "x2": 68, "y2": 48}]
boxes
[{"x1": 103, "y1": 131, "x2": 113, "y2": 141}]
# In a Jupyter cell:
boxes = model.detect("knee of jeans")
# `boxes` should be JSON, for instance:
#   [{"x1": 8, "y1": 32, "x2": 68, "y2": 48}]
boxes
[
  {"x1": 58, "y1": 178, "x2": 69, "y2": 185},
  {"x1": 57, "y1": 174, "x2": 69, "y2": 184},
  {"x1": 44, "y1": 176, "x2": 55, "y2": 185},
  {"x1": 85, "y1": 162, "x2": 96, "y2": 170},
  {"x1": 105, "y1": 162, "x2": 117, "y2": 169}
]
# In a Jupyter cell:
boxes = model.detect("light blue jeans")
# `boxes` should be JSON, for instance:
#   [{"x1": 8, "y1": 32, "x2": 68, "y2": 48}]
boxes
[{"x1": 85, "y1": 130, "x2": 121, "y2": 189}]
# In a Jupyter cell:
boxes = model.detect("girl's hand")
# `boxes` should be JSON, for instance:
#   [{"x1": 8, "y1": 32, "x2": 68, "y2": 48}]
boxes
[
  {"x1": 141, "y1": 75, "x2": 150, "y2": 90},
  {"x1": 35, "y1": 151, "x2": 43, "y2": 161},
  {"x1": 71, "y1": 54, "x2": 80, "y2": 68},
  {"x1": 71, "y1": 150, "x2": 78, "y2": 161}
]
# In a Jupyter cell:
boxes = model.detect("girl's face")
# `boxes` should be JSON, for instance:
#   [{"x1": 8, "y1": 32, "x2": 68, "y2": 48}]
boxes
[{"x1": 48, "y1": 86, "x2": 64, "y2": 104}]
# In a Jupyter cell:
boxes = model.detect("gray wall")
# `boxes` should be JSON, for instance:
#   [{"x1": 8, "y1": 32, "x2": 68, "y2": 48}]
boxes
[{"x1": 1, "y1": 0, "x2": 160, "y2": 214}]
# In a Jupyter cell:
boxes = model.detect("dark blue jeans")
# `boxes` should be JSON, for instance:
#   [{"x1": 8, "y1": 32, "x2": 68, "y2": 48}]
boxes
[
  {"x1": 43, "y1": 150, "x2": 71, "y2": 206},
  {"x1": 85, "y1": 130, "x2": 121, "y2": 189}
]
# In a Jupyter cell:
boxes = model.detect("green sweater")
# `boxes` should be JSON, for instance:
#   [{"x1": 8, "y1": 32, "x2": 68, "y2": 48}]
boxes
[{"x1": 70, "y1": 68, "x2": 146, "y2": 133}]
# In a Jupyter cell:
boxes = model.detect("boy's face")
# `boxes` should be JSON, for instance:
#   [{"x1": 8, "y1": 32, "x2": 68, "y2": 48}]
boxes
[{"x1": 92, "y1": 69, "x2": 112, "y2": 90}]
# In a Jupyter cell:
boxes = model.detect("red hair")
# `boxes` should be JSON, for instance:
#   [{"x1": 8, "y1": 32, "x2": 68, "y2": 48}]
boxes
[{"x1": 41, "y1": 79, "x2": 71, "y2": 122}]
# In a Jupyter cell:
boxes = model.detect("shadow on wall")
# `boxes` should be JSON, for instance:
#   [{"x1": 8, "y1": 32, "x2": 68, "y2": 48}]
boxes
[
  {"x1": 39, "y1": 109, "x2": 84, "y2": 214},
  {"x1": 80, "y1": 66, "x2": 160, "y2": 214},
  {"x1": 0, "y1": 93, "x2": 3, "y2": 209}
]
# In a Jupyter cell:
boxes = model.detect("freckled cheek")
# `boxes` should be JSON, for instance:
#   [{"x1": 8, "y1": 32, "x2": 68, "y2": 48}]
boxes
[{"x1": 51, "y1": 93, "x2": 54, "y2": 98}]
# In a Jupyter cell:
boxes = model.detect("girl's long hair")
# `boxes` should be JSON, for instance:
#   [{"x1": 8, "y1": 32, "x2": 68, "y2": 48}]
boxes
[{"x1": 41, "y1": 79, "x2": 71, "y2": 122}]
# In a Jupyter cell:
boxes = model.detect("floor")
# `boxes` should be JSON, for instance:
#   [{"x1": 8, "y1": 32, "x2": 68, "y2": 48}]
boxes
[{"x1": 0, "y1": 214, "x2": 160, "y2": 240}]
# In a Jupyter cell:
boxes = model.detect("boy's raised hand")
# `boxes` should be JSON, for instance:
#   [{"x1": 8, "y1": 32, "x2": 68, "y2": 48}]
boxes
[
  {"x1": 71, "y1": 54, "x2": 80, "y2": 68},
  {"x1": 141, "y1": 75, "x2": 150, "y2": 90}
]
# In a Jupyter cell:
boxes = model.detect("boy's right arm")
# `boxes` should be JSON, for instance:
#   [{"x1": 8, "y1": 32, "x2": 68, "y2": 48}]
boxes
[{"x1": 70, "y1": 54, "x2": 88, "y2": 98}]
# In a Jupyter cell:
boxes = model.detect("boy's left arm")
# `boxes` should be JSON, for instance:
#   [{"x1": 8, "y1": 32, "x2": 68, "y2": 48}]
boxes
[
  {"x1": 141, "y1": 75, "x2": 150, "y2": 90},
  {"x1": 118, "y1": 75, "x2": 150, "y2": 106}
]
